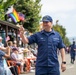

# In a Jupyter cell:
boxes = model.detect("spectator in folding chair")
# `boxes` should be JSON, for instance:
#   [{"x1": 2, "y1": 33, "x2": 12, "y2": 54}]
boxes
[{"x1": 11, "y1": 47, "x2": 26, "y2": 73}]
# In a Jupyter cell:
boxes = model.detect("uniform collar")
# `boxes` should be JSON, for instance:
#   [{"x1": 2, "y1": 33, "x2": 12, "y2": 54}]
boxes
[{"x1": 41, "y1": 29, "x2": 55, "y2": 34}]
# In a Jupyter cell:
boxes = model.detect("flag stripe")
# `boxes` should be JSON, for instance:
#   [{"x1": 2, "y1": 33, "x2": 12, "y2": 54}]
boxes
[
  {"x1": 13, "y1": 9, "x2": 20, "y2": 22},
  {"x1": 8, "y1": 13, "x2": 17, "y2": 23}
]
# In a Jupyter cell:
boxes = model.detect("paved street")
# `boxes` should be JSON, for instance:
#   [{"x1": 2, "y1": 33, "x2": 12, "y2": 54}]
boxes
[
  {"x1": 20, "y1": 54, "x2": 76, "y2": 75},
  {"x1": 60, "y1": 54, "x2": 76, "y2": 75}
]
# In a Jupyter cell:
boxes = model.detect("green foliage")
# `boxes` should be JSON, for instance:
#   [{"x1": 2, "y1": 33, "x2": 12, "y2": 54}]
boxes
[
  {"x1": 0, "y1": 0, "x2": 16, "y2": 20},
  {"x1": 3, "y1": 0, "x2": 16, "y2": 9},
  {"x1": 14, "y1": 0, "x2": 42, "y2": 33},
  {"x1": 53, "y1": 24, "x2": 66, "y2": 39},
  {"x1": 64, "y1": 37, "x2": 71, "y2": 46},
  {"x1": 0, "y1": 1, "x2": 5, "y2": 20},
  {"x1": 53, "y1": 23, "x2": 70, "y2": 46}
]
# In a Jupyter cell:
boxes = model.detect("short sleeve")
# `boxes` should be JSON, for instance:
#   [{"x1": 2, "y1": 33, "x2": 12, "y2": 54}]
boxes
[
  {"x1": 58, "y1": 35, "x2": 65, "y2": 50},
  {"x1": 27, "y1": 33, "x2": 37, "y2": 45}
]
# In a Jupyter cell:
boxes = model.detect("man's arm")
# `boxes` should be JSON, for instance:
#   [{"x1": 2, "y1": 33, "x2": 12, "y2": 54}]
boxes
[
  {"x1": 60, "y1": 48, "x2": 66, "y2": 62},
  {"x1": 60, "y1": 48, "x2": 66, "y2": 72},
  {"x1": 19, "y1": 25, "x2": 29, "y2": 44}
]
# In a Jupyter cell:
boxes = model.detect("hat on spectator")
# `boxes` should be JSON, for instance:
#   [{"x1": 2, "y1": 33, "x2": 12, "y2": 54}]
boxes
[
  {"x1": 12, "y1": 47, "x2": 18, "y2": 51},
  {"x1": 23, "y1": 48, "x2": 29, "y2": 52},
  {"x1": 42, "y1": 15, "x2": 53, "y2": 22}
]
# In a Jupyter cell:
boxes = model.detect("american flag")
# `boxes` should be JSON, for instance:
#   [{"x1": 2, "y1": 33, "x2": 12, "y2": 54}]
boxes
[{"x1": 18, "y1": 12, "x2": 25, "y2": 21}]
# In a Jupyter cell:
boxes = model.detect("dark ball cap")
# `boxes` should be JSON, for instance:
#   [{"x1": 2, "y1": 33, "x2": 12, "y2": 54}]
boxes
[
  {"x1": 42, "y1": 15, "x2": 53, "y2": 22},
  {"x1": 12, "y1": 47, "x2": 18, "y2": 51}
]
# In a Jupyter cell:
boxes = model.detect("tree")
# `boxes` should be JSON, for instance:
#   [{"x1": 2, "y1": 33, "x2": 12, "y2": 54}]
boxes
[
  {"x1": 53, "y1": 22, "x2": 70, "y2": 46},
  {"x1": 53, "y1": 24, "x2": 66, "y2": 39},
  {"x1": 0, "y1": 0, "x2": 16, "y2": 20},
  {"x1": 0, "y1": 0, "x2": 5, "y2": 20},
  {"x1": 64, "y1": 37, "x2": 71, "y2": 46},
  {"x1": 14, "y1": 0, "x2": 42, "y2": 33}
]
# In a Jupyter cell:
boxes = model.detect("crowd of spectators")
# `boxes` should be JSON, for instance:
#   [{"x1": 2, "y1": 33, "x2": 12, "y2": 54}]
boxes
[{"x1": 0, "y1": 36, "x2": 37, "y2": 75}]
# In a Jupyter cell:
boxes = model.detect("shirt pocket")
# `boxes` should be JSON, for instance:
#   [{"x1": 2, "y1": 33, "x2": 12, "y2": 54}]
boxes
[
  {"x1": 52, "y1": 40, "x2": 59, "y2": 46},
  {"x1": 38, "y1": 39, "x2": 46, "y2": 46}
]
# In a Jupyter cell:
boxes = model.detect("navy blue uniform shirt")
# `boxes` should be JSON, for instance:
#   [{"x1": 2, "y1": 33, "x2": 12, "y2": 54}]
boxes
[
  {"x1": 70, "y1": 44, "x2": 76, "y2": 53},
  {"x1": 28, "y1": 30, "x2": 65, "y2": 67}
]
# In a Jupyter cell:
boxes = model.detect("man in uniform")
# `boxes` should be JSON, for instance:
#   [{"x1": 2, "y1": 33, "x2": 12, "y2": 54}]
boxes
[
  {"x1": 19, "y1": 15, "x2": 66, "y2": 75},
  {"x1": 69, "y1": 41, "x2": 76, "y2": 64}
]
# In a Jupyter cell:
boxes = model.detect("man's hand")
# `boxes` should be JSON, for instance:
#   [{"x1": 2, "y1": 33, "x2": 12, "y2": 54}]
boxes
[
  {"x1": 19, "y1": 25, "x2": 25, "y2": 37},
  {"x1": 61, "y1": 63, "x2": 66, "y2": 72}
]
